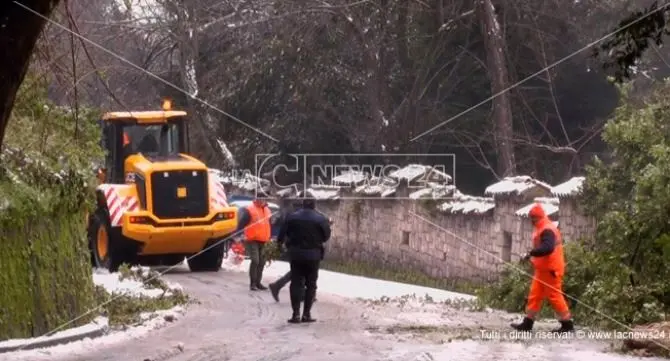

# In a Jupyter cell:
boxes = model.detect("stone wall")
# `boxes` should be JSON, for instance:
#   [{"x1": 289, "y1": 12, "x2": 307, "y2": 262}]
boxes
[
  {"x1": 216, "y1": 168, "x2": 597, "y2": 282},
  {"x1": 557, "y1": 198, "x2": 597, "y2": 242},
  {"x1": 318, "y1": 199, "x2": 500, "y2": 281}
]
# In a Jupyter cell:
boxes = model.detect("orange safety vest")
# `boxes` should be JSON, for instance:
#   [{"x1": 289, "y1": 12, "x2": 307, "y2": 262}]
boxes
[
  {"x1": 244, "y1": 204, "x2": 271, "y2": 242},
  {"x1": 531, "y1": 218, "x2": 565, "y2": 275}
]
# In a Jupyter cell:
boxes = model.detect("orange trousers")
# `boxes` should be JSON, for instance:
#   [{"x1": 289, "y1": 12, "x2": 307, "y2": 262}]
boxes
[{"x1": 526, "y1": 270, "x2": 571, "y2": 320}]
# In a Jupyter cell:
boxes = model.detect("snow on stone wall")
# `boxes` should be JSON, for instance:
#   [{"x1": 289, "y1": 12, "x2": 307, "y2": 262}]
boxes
[{"x1": 220, "y1": 167, "x2": 595, "y2": 282}]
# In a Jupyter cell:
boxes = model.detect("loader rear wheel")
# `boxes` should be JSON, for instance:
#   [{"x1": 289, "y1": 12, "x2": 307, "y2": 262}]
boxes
[
  {"x1": 88, "y1": 209, "x2": 130, "y2": 272},
  {"x1": 187, "y1": 239, "x2": 224, "y2": 272}
]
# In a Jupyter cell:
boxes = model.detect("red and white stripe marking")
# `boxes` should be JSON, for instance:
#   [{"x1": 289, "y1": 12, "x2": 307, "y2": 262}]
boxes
[
  {"x1": 209, "y1": 172, "x2": 228, "y2": 209},
  {"x1": 98, "y1": 184, "x2": 139, "y2": 227}
]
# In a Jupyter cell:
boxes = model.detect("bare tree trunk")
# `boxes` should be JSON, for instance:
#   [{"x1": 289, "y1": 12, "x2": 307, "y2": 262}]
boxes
[
  {"x1": 476, "y1": 0, "x2": 516, "y2": 176},
  {"x1": 174, "y1": 2, "x2": 235, "y2": 170},
  {"x1": 0, "y1": 0, "x2": 61, "y2": 151}
]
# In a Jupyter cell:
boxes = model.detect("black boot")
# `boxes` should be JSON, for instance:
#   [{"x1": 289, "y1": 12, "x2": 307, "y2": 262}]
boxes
[
  {"x1": 301, "y1": 314, "x2": 316, "y2": 323},
  {"x1": 249, "y1": 265, "x2": 257, "y2": 290},
  {"x1": 289, "y1": 292, "x2": 302, "y2": 323},
  {"x1": 269, "y1": 283, "x2": 280, "y2": 302},
  {"x1": 551, "y1": 319, "x2": 574, "y2": 333},
  {"x1": 511, "y1": 317, "x2": 534, "y2": 331},
  {"x1": 288, "y1": 312, "x2": 301, "y2": 323},
  {"x1": 256, "y1": 283, "x2": 268, "y2": 290}
]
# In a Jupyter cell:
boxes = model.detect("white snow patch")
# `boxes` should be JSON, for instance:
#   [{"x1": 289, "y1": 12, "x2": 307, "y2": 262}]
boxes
[
  {"x1": 0, "y1": 317, "x2": 108, "y2": 351},
  {"x1": 223, "y1": 260, "x2": 474, "y2": 302},
  {"x1": 389, "y1": 164, "x2": 452, "y2": 184},
  {"x1": 184, "y1": 58, "x2": 198, "y2": 98},
  {"x1": 215, "y1": 139, "x2": 235, "y2": 166},
  {"x1": 380, "y1": 340, "x2": 667, "y2": 361},
  {"x1": 112, "y1": 0, "x2": 166, "y2": 25},
  {"x1": 438, "y1": 194, "x2": 495, "y2": 214},
  {"x1": 380, "y1": 110, "x2": 389, "y2": 126},
  {"x1": 208, "y1": 168, "x2": 225, "y2": 184},
  {"x1": 365, "y1": 293, "x2": 661, "y2": 361},
  {"x1": 0, "y1": 197, "x2": 9, "y2": 211},
  {"x1": 354, "y1": 176, "x2": 397, "y2": 197},
  {"x1": 3, "y1": 306, "x2": 185, "y2": 361},
  {"x1": 220, "y1": 171, "x2": 267, "y2": 191},
  {"x1": 551, "y1": 176, "x2": 585, "y2": 197},
  {"x1": 408, "y1": 184, "x2": 456, "y2": 200},
  {"x1": 228, "y1": 200, "x2": 280, "y2": 211},
  {"x1": 92, "y1": 267, "x2": 182, "y2": 298},
  {"x1": 303, "y1": 186, "x2": 341, "y2": 200},
  {"x1": 332, "y1": 170, "x2": 367, "y2": 185},
  {"x1": 515, "y1": 197, "x2": 559, "y2": 217},
  {"x1": 485, "y1": 176, "x2": 552, "y2": 196},
  {"x1": 389, "y1": 164, "x2": 431, "y2": 182},
  {"x1": 276, "y1": 188, "x2": 294, "y2": 197}
]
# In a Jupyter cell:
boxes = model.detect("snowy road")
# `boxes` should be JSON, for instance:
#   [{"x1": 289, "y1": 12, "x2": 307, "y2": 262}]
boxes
[{"x1": 4, "y1": 260, "x2": 666, "y2": 361}]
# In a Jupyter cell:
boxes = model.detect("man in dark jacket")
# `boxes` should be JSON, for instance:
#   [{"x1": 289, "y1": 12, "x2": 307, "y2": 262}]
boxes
[
  {"x1": 277, "y1": 195, "x2": 331, "y2": 323},
  {"x1": 269, "y1": 201, "x2": 331, "y2": 303}
]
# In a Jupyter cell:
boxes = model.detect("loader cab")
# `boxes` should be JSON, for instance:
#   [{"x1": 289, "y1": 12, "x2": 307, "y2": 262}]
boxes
[{"x1": 98, "y1": 100, "x2": 190, "y2": 184}]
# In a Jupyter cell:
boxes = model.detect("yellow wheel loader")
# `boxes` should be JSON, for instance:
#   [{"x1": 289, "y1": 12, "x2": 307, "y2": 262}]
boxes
[{"x1": 88, "y1": 99, "x2": 238, "y2": 272}]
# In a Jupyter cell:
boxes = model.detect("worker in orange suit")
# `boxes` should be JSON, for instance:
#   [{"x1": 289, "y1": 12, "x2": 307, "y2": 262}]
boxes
[{"x1": 511, "y1": 203, "x2": 575, "y2": 333}]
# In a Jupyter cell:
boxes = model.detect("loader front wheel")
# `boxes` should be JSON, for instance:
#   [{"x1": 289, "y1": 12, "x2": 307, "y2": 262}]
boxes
[
  {"x1": 88, "y1": 209, "x2": 128, "y2": 272},
  {"x1": 187, "y1": 239, "x2": 225, "y2": 272}
]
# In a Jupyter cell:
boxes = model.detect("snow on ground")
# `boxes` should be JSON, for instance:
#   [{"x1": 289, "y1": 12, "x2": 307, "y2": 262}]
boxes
[
  {"x1": 0, "y1": 317, "x2": 109, "y2": 351},
  {"x1": 0, "y1": 307, "x2": 185, "y2": 361},
  {"x1": 380, "y1": 340, "x2": 667, "y2": 361},
  {"x1": 93, "y1": 266, "x2": 183, "y2": 297},
  {"x1": 222, "y1": 256, "x2": 667, "y2": 360},
  {"x1": 221, "y1": 256, "x2": 474, "y2": 302},
  {"x1": 1, "y1": 257, "x2": 660, "y2": 360},
  {"x1": 0, "y1": 268, "x2": 185, "y2": 361}
]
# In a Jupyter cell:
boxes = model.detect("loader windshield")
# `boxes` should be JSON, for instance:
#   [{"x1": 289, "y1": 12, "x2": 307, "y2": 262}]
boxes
[{"x1": 122, "y1": 123, "x2": 180, "y2": 157}]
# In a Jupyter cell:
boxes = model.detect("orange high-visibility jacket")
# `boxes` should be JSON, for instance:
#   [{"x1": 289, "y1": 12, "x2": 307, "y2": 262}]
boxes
[
  {"x1": 244, "y1": 204, "x2": 271, "y2": 242},
  {"x1": 531, "y1": 218, "x2": 565, "y2": 275}
]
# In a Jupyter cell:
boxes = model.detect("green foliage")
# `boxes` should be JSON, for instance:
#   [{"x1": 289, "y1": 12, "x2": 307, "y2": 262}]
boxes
[
  {"x1": 263, "y1": 241, "x2": 282, "y2": 265},
  {"x1": 0, "y1": 209, "x2": 95, "y2": 340},
  {"x1": 0, "y1": 73, "x2": 102, "y2": 215},
  {"x1": 479, "y1": 81, "x2": 670, "y2": 334},
  {"x1": 0, "y1": 73, "x2": 103, "y2": 340},
  {"x1": 594, "y1": 1, "x2": 670, "y2": 83},
  {"x1": 94, "y1": 265, "x2": 189, "y2": 326},
  {"x1": 476, "y1": 242, "x2": 617, "y2": 324},
  {"x1": 4, "y1": 74, "x2": 103, "y2": 173},
  {"x1": 580, "y1": 80, "x2": 670, "y2": 327}
]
